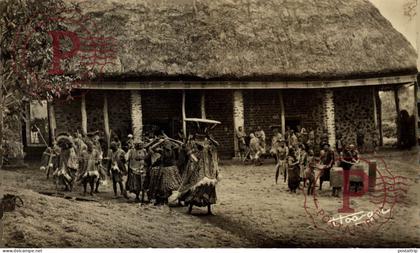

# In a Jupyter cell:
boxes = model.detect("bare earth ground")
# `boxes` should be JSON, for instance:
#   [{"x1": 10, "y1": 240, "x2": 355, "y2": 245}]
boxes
[{"x1": 0, "y1": 149, "x2": 419, "y2": 248}]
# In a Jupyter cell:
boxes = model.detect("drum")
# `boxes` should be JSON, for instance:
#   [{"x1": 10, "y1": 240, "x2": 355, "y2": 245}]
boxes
[
  {"x1": 330, "y1": 167, "x2": 343, "y2": 188},
  {"x1": 349, "y1": 164, "x2": 365, "y2": 183},
  {"x1": 368, "y1": 160, "x2": 377, "y2": 192}
]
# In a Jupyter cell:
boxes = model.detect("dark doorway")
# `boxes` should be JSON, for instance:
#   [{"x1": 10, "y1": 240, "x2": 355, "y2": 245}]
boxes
[
  {"x1": 285, "y1": 118, "x2": 301, "y2": 132},
  {"x1": 143, "y1": 118, "x2": 180, "y2": 138}
]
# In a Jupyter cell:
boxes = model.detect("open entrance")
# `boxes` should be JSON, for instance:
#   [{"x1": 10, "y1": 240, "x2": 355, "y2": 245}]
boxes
[
  {"x1": 141, "y1": 90, "x2": 183, "y2": 139},
  {"x1": 24, "y1": 100, "x2": 50, "y2": 147},
  {"x1": 285, "y1": 117, "x2": 302, "y2": 132},
  {"x1": 143, "y1": 118, "x2": 181, "y2": 139},
  {"x1": 378, "y1": 84, "x2": 417, "y2": 148},
  {"x1": 20, "y1": 100, "x2": 50, "y2": 160}
]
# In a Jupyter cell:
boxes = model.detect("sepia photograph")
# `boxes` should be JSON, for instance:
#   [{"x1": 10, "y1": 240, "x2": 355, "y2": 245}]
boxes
[{"x1": 0, "y1": 0, "x2": 419, "y2": 250}]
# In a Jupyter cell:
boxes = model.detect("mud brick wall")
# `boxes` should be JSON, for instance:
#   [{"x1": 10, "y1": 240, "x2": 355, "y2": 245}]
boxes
[
  {"x1": 185, "y1": 90, "x2": 202, "y2": 118},
  {"x1": 85, "y1": 91, "x2": 105, "y2": 134},
  {"x1": 54, "y1": 90, "x2": 132, "y2": 139},
  {"x1": 283, "y1": 90, "x2": 324, "y2": 141},
  {"x1": 243, "y1": 90, "x2": 281, "y2": 142},
  {"x1": 108, "y1": 91, "x2": 132, "y2": 141},
  {"x1": 243, "y1": 90, "x2": 324, "y2": 145},
  {"x1": 184, "y1": 90, "x2": 203, "y2": 136},
  {"x1": 54, "y1": 96, "x2": 82, "y2": 135},
  {"x1": 205, "y1": 90, "x2": 234, "y2": 158},
  {"x1": 54, "y1": 87, "x2": 379, "y2": 157},
  {"x1": 334, "y1": 87, "x2": 376, "y2": 149},
  {"x1": 323, "y1": 90, "x2": 336, "y2": 147}
]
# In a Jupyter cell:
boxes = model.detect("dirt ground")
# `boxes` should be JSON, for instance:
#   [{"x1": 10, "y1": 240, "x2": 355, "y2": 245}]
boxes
[{"x1": 0, "y1": 149, "x2": 419, "y2": 248}]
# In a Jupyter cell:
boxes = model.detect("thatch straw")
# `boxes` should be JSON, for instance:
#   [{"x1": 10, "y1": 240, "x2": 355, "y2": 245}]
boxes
[{"x1": 74, "y1": 0, "x2": 418, "y2": 81}]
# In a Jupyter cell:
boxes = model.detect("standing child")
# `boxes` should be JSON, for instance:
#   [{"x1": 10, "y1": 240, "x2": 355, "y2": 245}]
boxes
[
  {"x1": 249, "y1": 133, "x2": 263, "y2": 166},
  {"x1": 127, "y1": 142, "x2": 149, "y2": 203},
  {"x1": 297, "y1": 144, "x2": 308, "y2": 187},
  {"x1": 273, "y1": 139, "x2": 289, "y2": 184},
  {"x1": 305, "y1": 150, "x2": 316, "y2": 195},
  {"x1": 79, "y1": 141, "x2": 101, "y2": 196},
  {"x1": 287, "y1": 148, "x2": 300, "y2": 193},
  {"x1": 236, "y1": 126, "x2": 247, "y2": 160},
  {"x1": 108, "y1": 142, "x2": 128, "y2": 198}
]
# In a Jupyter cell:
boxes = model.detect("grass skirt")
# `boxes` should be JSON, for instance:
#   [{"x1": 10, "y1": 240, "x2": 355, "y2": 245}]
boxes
[
  {"x1": 111, "y1": 169, "x2": 124, "y2": 183},
  {"x1": 126, "y1": 171, "x2": 144, "y2": 193},
  {"x1": 180, "y1": 178, "x2": 217, "y2": 207},
  {"x1": 54, "y1": 167, "x2": 77, "y2": 189},
  {"x1": 288, "y1": 166, "x2": 300, "y2": 191},
  {"x1": 148, "y1": 166, "x2": 181, "y2": 200}
]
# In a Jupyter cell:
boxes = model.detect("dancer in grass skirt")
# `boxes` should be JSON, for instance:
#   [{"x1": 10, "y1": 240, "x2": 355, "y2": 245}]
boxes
[
  {"x1": 170, "y1": 119, "x2": 221, "y2": 215},
  {"x1": 126, "y1": 141, "x2": 149, "y2": 202},
  {"x1": 148, "y1": 139, "x2": 182, "y2": 205},
  {"x1": 78, "y1": 141, "x2": 101, "y2": 195},
  {"x1": 53, "y1": 133, "x2": 79, "y2": 192}
]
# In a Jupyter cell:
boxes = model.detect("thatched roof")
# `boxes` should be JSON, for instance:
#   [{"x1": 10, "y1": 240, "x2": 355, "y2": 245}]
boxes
[{"x1": 75, "y1": 0, "x2": 418, "y2": 81}]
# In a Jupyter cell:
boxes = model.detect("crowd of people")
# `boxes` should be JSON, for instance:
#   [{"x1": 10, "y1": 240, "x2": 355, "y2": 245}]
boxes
[
  {"x1": 236, "y1": 125, "x2": 362, "y2": 196},
  {"x1": 40, "y1": 125, "x2": 221, "y2": 215},
  {"x1": 40, "y1": 122, "x2": 364, "y2": 211}
]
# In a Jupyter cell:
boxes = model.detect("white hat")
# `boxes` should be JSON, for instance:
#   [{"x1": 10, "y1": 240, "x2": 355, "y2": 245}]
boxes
[{"x1": 128, "y1": 134, "x2": 133, "y2": 138}]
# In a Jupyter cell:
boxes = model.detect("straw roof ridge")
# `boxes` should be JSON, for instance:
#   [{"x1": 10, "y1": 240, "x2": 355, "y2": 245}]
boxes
[{"x1": 76, "y1": 0, "x2": 418, "y2": 81}]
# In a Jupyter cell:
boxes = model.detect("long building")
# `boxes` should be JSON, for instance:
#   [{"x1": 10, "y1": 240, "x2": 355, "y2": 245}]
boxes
[{"x1": 46, "y1": 0, "x2": 418, "y2": 158}]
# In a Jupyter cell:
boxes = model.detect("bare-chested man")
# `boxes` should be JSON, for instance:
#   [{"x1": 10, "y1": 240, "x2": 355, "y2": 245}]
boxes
[{"x1": 274, "y1": 139, "x2": 289, "y2": 183}]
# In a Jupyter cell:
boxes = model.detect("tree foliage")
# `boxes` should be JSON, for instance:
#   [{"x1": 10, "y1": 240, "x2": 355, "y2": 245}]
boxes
[
  {"x1": 0, "y1": 0, "x2": 85, "y2": 165},
  {"x1": 0, "y1": 0, "x2": 85, "y2": 103}
]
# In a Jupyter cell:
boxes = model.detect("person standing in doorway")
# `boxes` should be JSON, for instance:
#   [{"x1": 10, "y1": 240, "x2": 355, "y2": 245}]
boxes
[
  {"x1": 273, "y1": 139, "x2": 289, "y2": 183},
  {"x1": 356, "y1": 129, "x2": 365, "y2": 153},
  {"x1": 249, "y1": 133, "x2": 263, "y2": 166},
  {"x1": 255, "y1": 126, "x2": 266, "y2": 155},
  {"x1": 270, "y1": 128, "x2": 283, "y2": 163},
  {"x1": 289, "y1": 130, "x2": 299, "y2": 150},
  {"x1": 236, "y1": 126, "x2": 247, "y2": 160}
]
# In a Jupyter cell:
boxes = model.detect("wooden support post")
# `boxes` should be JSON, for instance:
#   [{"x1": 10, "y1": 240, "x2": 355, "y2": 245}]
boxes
[
  {"x1": 394, "y1": 87, "x2": 401, "y2": 147},
  {"x1": 103, "y1": 94, "x2": 110, "y2": 149},
  {"x1": 279, "y1": 91, "x2": 285, "y2": 136},
  {"x1": 48, "y1": 102, "x2": 57, "y2": 142},
  {"x1": 324, "y1": 89, "x2": 336, "y2": 148},
  {"x1": 0, "y1": 67, "x2": 4, "y2": 169},
  {"x1": 182, "y1": 90, "x2": 187, "y2": 138},
  {"x1": 0, "y1": 46, "x2": 3, "y2": 208},
  {"x1": 200, "y1": 91, "x2": 206, "y2": 119},
  {"x1": 417, "y1": 0, "x2": 420, "y2": 70},
  {"x1": 0, "y1": 218, "x2": 3, "y2": 247},
  {"x1": 130, "y1": 90, "x2": 143, "y2": 142},
  {"x1": 233, "y1": 90, "x2": 244, "y2": 158},
  {"x1": 372, "y1": 88, "x2": 379, "y2": 148},
  {"x1": 373, "y1": 88, "x2": 378, "y2": 130},
  {"x1": 368, "y1": 160, "x2": 377, "y2": 192},
  {"x1": 414, "y1": 82, "x2": 419, "y2": 144},
  {"x1": 377, "y1": 91, "x2": 383, "y2": 146},
  {"x1": 81, "y1": 93, "x2": 87, "y2": 136}
]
